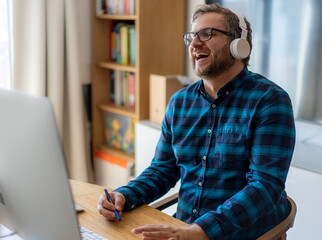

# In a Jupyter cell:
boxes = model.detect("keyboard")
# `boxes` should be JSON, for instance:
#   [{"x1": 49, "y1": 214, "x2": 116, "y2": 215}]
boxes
[{"x1": 79, "y1": 226, "x2": 109, "y2": 240}]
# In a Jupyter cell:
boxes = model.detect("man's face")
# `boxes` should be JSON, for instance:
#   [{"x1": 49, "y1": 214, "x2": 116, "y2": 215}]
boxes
[{"x1": 189, "y1": 13, "x2": 235, "y2": 79}]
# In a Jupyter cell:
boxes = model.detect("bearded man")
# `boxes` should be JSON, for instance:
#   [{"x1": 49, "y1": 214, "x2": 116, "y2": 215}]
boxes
[{"x1": 97, "y1": 3, "x2": 296, "y2": 240}]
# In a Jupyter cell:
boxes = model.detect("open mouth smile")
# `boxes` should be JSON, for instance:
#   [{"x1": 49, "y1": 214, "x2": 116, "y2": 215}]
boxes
[
  {"x1": 195, "y1": 52, "x2": 210, "y2": 62},
  {"x1": 195, "y1": 52, "x2": 210, "y2": 60}
]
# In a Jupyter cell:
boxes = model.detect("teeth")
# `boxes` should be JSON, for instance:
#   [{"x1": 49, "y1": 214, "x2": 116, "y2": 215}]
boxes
[{"x1": 195, "y1": 52, "x2": 209, "y2": 60}]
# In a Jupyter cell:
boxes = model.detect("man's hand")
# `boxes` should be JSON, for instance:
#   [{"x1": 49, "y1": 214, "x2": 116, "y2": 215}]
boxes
[
  {"x1": 132, "y1": 223, "x2": 209, "y2": 240},
  {"x1": 97, "y1": 191, "x2": 126, "y2": 221}
]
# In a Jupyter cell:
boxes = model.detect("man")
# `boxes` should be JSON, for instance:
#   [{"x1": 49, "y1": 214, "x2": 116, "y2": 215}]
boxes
[{"x1": 97, "y1": 3, "x2": 296, "y2": 240}]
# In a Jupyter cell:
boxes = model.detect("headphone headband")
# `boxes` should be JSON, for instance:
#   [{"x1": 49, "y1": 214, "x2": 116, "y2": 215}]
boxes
[
  {"x1": 231, "y1": 10, "x2": 248, "y2": 39},
  {"x1": 229, "y1": 11, "x2": 250, "y2": 60}
]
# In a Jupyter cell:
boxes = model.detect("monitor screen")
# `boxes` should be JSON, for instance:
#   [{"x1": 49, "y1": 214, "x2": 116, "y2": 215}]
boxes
[{"x1": 0, "y1": 89, "x2": 81, "y2": 240}]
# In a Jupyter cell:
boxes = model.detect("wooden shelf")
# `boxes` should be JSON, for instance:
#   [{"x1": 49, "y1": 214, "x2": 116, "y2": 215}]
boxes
[
  {"x1": 96, "y1": 14, "x2": 138, "y2": 21},
  {"x1": 91, "y1": 0, "x2": 185, "y2": 163},
  {"x1": 99, "y1": 103, "x2": 136, "y2": 118},
  {"x1": 97, "y1": 61, "x2": 137, "y2": 72},
  {"x1": 98, "y1": 145, "x2": 134, "y2": 163}
]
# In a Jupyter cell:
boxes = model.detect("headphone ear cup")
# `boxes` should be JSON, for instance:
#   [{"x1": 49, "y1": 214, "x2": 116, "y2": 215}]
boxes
[{"x1": 230, "y1": 38, "x2": 250, "y2": 60}]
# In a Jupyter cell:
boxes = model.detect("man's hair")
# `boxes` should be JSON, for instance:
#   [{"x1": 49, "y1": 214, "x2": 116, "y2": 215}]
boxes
[{"x1": 192, "y1": 3, "x2": 252, "y2": 66}]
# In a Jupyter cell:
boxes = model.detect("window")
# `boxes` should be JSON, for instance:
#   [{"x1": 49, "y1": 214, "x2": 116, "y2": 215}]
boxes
[{"x1": 0, "y1": 0, "x2": 13, "y2": 89}]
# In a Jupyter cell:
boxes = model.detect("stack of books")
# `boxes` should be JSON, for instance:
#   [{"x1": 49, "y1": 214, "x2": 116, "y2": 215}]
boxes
[
  {"x1": 96, "y1": 0, "x2": 136, "y2": 15},
  {"x1": 110, "y1": 70, "x2": 135, "y2": 109},
  {"x1": 110, "y1": 23, "x2": 136, "y2": 66}
]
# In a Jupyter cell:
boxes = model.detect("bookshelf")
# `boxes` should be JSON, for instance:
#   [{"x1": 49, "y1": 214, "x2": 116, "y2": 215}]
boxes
[{"x1": 91, "y1": 0, "x2": 185, "y2": 165}]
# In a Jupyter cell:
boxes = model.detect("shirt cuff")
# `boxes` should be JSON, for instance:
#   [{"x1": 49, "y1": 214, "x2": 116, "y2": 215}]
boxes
[
  {"x1": 194, "y1": 213, "x2": 223, "y2": 240},
  {"x1": 113, "y1": 186, "x2": 138, "y2": 212}
]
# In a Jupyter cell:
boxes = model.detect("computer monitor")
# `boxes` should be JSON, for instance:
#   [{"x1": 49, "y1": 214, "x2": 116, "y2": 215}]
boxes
[{"x1": 0, "y1": 88, "x2": 82, "y2": 239}]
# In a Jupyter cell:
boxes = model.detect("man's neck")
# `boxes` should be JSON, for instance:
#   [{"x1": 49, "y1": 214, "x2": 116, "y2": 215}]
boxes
[{"x1": 203, "y1": 61, "x2": 244, "y2": 99}]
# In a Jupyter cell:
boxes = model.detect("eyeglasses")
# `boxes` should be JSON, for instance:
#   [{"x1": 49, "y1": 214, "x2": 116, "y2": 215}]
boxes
[{"x1": 182, "y1": 27, "x2": 233, "y2": 46}]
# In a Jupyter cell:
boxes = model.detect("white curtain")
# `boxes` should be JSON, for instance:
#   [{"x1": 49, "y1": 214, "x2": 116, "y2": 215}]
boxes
[{"x1": 12, "y1": 0, "x2": 94, "y2": 182}]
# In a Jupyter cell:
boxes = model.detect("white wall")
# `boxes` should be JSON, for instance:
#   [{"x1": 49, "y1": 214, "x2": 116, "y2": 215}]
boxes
[
  {"x1": 286, "y1": 166, "x2": 322, "y2": 239},
  {"x1": 286, "y1": 120, "x2": 322, "y2": 239}
]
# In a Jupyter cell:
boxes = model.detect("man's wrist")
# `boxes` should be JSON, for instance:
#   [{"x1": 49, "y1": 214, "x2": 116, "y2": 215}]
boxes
[
  {"x1": 113, "y1": 189, "x2": 134, "y2": 211},
  {"x1": 189, "y1": 223, "x2": 209, "y2": 240}
]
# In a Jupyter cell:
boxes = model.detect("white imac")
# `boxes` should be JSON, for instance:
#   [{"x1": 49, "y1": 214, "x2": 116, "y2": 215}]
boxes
[{"x1": 0, "y1": 88, "x2": 82, "y2": 239}]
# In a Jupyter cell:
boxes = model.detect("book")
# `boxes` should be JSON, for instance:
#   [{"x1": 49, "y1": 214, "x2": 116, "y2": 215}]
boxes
[
  {"x1": 118, "y1": 0, "x2": 125, "y2": 15},
  {"x1": 120, "y1": 24, "x2": 129, "y2": 65},
  {"x1": 114, "y1": 70, "x2": 119, "y2": 105},
  {"x1": 123, "y1": 71, "x2": 129, "y2": 107},
  {"x1": 110, "y1": 22, "x2": 125, "y2": 64},
  {"x1": 111, "y1": 0, "x2": 118, "y2": 15},
  {"x1": 107, "y1": 21, "x2": 115, "y2": 61},
  {"x1": 110, "y1": 70, "x2": 115, "y2": 103},
  {"x1": 110, "y1": 31, "x2": 117, "y2": 61},
  {"x1": 124, "y1": 0, "x2": 130, "y2": 15},
  {"x1": 128, "y1": 72, "x2": 135, "y2": 108},
  {"x1": 129, "y1": 25, "x2": 136, "y2": 65},
  {"x1": 112, "y1": 70, "x2": 135, "y2": 108},
  {"x1": 107, "y1": 0, "x2": 112, "y2": 14},
  {"x1": 105, "y1": 0, "x2": 134, "y2": 15},
  {"x1": 110, "y1": 22, "x2": 135, "y2": 65},
  {"x1": 129, "y1": 0, "x2": 135, "y2": 15}
]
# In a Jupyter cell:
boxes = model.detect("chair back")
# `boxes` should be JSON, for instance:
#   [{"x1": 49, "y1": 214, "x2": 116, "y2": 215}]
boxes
[{"x1": 257, "y1": 196, "x2": 297, "y2": 240}]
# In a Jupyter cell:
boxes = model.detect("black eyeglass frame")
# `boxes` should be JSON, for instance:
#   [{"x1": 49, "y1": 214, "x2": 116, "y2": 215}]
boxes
[{"x1": 182, "y1": 27, "x2": 233, "y2": 46}]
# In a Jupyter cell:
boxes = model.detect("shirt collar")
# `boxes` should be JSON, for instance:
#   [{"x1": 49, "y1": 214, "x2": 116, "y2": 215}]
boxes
[{"x1": 197, "y1": 68, "x2": 249, "y2": 98}]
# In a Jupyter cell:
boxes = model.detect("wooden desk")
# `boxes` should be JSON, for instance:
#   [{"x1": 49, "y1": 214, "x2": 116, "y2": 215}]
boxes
[{"x1": 70, "y1": 180, "x2": 186, "y2": 240}]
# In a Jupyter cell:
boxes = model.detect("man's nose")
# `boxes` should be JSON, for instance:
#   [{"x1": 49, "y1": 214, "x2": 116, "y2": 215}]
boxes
[{"x1": 190, "y1": 35, "x2": 203, "y2": 48}]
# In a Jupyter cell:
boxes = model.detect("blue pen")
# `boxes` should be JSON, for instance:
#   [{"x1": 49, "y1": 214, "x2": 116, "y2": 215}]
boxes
[{"x1": 104, "y1": 189, "x2": 121, "y2": 221}]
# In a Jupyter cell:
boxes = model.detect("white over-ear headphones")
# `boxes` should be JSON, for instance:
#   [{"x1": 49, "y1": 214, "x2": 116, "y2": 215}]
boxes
[{"x1": 230, "y1": 12, "x2": 251, "y2": 60}]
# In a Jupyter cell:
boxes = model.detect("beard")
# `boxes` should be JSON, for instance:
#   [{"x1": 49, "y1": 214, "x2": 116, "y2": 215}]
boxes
[{"x1": 192, "y1": 42, "x2": 235, "y2": 79}]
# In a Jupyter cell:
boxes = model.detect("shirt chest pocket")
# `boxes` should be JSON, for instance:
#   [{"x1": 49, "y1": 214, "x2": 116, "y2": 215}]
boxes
[
  {"x1": 214, "y1": 123, "x2": 247, "y2": 169},
  {"x1": 216, "y1": 123, "x2": 247, "y2": 144}
]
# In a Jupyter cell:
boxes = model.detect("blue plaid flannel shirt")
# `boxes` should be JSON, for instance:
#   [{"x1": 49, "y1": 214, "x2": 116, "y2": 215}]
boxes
[{"x1": 115, "y1": 68, "x2": 296, "y2": 240}]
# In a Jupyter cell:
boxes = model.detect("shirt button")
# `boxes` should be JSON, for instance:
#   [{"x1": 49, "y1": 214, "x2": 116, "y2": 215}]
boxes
[
  {"x1": 208, "y1": 129, "x2": 211, "y2": 133},
  {"x1": 193, "y1": 209, "x2": 197, "y2": 213},
  {"x1": 202, "y1": 156, "x2": 206, "y2": 160},
  {"x1": 226, "y1": 91, "x2": 230, "y2": 95},
  {"x1": 211, "y1": 104, "x2": 216, "y2": 108},
  {"x1": 198, "y1": 182, "x2": 203, "y2": 187},
  {"x1": 131, "y1": 205, "x2": 135, "y2": 209}
]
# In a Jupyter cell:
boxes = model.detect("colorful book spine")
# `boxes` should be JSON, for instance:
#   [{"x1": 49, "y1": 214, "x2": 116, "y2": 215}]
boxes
[
  {"x1": 110, "y1": 70, "x2": 115, "y2": 103},
  {"x1": 129, "y1": 25, "x2": 136, "y2": 65},
  {"x1": 124, "y1": 0, "x2": 130, "y2": 15},
  {"x1": 120, "y1": 24, "x2": 129, "y2": 65},
  {"x1": 115, "y1": 70, "x2": 122, "y2": 106},
  {"x1": 123, "y1": 71, "x2": 129, "y2": 107},
  {"x1": 114, "y1": 23, "x2": 123, "y2": 64},
  {"x1": 128, "y1": 72, "x2": 135, "y2": 108},
  {"x1": 129, "y1": 0, "x2": 135, "y2": 15},
  {"x1": 105, "y1": 0, "x2": 135, "y2": 15},
  {"x1": 110, "y1": 23, "x2": 136, "y2": 66},
  {"x1": 110, "y1": 70, "x2": 135, "y2": 108}
]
